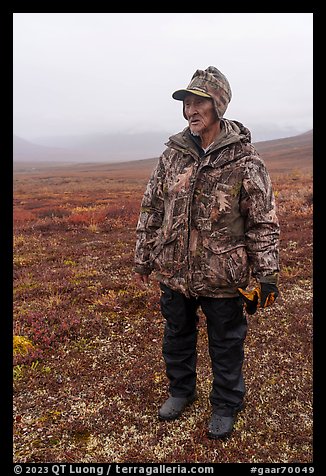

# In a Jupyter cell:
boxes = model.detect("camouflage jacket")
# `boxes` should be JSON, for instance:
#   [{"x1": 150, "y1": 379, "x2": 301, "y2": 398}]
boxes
[{"x1": 134, "y1": 119, "x2": 280, "y2": 298}]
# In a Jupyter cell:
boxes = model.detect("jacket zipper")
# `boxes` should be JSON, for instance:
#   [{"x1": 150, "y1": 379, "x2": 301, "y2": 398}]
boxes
[{"x1": 186, "y1": 158, "x2": 209, "y2": 297}]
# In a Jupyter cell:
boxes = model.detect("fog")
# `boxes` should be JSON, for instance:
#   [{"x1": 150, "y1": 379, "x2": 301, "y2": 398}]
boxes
[{"x1": 13, "y1": 13, "x2": 313, "y2": 143}]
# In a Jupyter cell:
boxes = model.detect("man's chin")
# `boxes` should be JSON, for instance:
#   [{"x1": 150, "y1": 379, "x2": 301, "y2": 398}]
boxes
[{"x1": 189, "y1": 127, "x2": 200, "y2": 137}]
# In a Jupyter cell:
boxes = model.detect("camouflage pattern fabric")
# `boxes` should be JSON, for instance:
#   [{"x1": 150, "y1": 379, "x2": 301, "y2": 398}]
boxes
[
  {"x1": 173, "y1": 66, "x2": 232, "y2": 119},
  {"x1": 134, "y1": 119, "x2": 280, "y2": 298}
]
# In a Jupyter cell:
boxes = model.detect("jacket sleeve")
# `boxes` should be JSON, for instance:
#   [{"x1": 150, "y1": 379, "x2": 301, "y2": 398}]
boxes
[
  {"x1": 239, "y1": 152, "x2": 280, "y2": 283},
  {"x1": 134, "y1": 156, "x2": 165, "y2": 275}
]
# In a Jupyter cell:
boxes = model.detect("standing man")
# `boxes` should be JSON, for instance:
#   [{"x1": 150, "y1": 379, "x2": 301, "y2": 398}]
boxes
[{"x1": 134, "y1": 66, "x2": 280, "y2": 439}]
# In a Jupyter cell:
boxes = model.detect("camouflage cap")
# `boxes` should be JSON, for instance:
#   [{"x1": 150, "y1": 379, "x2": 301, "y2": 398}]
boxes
[{"x1": 172, "y1": 66, "x2": 232, "y2": 119}]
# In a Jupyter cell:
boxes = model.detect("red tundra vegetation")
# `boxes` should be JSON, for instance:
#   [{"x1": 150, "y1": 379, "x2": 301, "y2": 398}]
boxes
[{"x1": 13, "y1": 134, "x2": 313, "y2": 463}]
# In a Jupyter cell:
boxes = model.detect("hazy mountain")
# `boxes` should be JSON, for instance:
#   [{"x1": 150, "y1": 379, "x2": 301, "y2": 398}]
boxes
[
  {"x1": 254, "y1": 129, "x2": 313, "y2": 172},
  {"x1": 13, "y1": 131, "x2": 170, "y2": 163},
  {"x1": 13, "y1": 129, "x2": 313, "y2": 167},
  {"x1": 13, "y1": 135, "x2": 91, "y2": 163}
]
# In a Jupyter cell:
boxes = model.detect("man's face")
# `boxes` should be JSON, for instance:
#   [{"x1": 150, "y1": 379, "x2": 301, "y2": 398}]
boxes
[{"x1": 183, "y1": 93, "x2": 218, "y2": 135}]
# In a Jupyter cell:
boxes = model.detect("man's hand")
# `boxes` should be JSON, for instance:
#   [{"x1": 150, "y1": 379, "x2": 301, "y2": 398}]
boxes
[
  {"x1": 135, "y1": 272, "x2": 150, "y2": 287},
  {"x1": 237, "y1": 287, "x2": 260, "y2": 315},
  {"x1": 237, "y1": 283, "x2": 279, "y2": 315},
  {"x1": 260, "y1": 283, "x2": 279, "y2": 308}
]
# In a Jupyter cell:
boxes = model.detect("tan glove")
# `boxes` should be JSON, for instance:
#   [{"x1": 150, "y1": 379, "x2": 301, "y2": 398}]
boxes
[{"x1": 238, "y1": 283, "x2": 279, "y2": 315}]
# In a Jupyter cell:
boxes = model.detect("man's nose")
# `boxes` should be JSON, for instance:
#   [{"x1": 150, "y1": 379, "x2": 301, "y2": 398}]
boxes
[{"x1": 186, "y1": 104, "x2": 198, "y2": 117}]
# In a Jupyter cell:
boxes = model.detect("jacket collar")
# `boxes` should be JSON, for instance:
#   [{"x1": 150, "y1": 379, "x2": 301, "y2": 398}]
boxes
[{"x1": 166, "y1": 119, "x2": 251, "y2": 163}]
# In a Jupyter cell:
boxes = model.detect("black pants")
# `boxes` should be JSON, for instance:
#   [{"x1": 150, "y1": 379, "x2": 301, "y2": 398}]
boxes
[{"x1": 160, "y1": 283, "x2": 247, "y2": 416}]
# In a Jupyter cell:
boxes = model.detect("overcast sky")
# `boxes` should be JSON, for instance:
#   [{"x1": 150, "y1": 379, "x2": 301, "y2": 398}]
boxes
[{"x1": 13, "y1": 13, "x2": 313, "y2": 142}]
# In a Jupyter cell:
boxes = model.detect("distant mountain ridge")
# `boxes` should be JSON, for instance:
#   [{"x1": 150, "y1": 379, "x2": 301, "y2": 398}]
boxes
[
  {"x1": 254, "y1": 129, "x2": 312, "y2": 173},
  {"x1": 13, "y1": 135, "x2": 91, "y2": 163},
  {"x1": 13, "y1": 131, "x2": 171, "y2": 163},
  {"x1": 13, "y1": 129, "x2": 313, "y2": 171}
]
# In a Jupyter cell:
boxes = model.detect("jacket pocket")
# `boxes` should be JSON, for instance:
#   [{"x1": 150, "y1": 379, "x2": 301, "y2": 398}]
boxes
[
  {"x1": 201, "y1": 239, "x2": 249, "y2": 289},
  {"x1": 151, "y1": 232, "x2": 180, "y2": 278}
]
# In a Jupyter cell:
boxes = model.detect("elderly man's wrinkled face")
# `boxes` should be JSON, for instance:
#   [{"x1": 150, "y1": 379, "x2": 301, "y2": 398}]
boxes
[{"x1": 184, "y1": 94, "x2": 218, "y2": 136}]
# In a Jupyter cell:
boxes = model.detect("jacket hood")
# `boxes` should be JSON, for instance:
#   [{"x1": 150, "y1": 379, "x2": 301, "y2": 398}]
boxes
[{"x1": 166, "y1": 119, "x2": 252, "y2": 157}]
